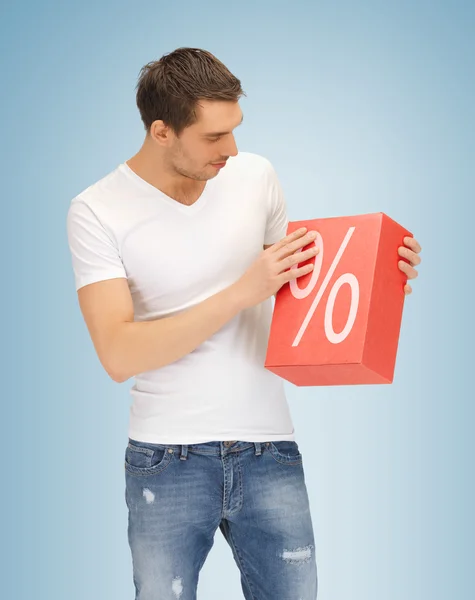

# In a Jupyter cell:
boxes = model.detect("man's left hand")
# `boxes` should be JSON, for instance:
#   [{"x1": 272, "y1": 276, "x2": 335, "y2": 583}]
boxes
[{"x1": 398, "y1": 236, "x2": 422, "y2": 295}]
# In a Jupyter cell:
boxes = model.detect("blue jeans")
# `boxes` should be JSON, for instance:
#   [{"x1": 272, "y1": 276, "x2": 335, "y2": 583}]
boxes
[{"x1": 124, "y1": 438, "x2": 318, "y2": 599}]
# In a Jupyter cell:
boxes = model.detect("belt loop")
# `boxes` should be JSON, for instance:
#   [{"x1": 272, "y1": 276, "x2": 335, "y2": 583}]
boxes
[
  {"x1": 254, "y1": 442, "x2": 262, "y2": 456},
  {"x1": 180, "y1": 444, "x2": 188, "y2": 460}
]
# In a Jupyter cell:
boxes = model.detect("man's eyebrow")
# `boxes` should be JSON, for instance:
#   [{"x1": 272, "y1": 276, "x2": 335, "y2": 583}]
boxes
[{"x1": 202, "y1": 114, "x2": 244, "y2": 137}]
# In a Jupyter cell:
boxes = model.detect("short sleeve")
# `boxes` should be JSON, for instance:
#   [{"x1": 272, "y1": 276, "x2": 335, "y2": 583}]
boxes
[
  {"x1": 66, "y1": 199, "x2": 127, "y2": 291},
  {"x1": 264, "y1": 161, "x2": 290, "y2": 245}
]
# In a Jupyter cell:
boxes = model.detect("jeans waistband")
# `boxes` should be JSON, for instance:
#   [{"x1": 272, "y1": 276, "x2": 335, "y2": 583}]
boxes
[{"x1": 128, "y1": 438, "x2": 270, "y2": 460}]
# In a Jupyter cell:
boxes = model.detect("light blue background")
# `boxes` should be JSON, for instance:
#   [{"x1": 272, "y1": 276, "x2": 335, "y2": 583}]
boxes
[{"x1": 2, "y1": 0, "x2": 473, "y2": 598}]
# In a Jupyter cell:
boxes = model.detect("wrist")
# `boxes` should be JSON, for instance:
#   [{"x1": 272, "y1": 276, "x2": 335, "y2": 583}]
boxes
[{"x1": 227, "y1": 280, "x2": 251, "y2": 312}]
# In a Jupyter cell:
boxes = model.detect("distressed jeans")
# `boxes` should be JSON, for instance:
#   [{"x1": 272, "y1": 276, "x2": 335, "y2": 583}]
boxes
[{"x1": 124, "y1": 438, "x2": 318, "y2": 599}]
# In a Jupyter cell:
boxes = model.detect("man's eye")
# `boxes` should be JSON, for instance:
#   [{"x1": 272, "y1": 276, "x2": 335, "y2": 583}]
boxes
[{"x1": 209, "y1": 137, "x2": 221, "y2": 142}]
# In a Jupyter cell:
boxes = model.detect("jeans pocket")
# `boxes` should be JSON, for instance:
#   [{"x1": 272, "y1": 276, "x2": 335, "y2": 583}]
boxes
[
  {"x1": 268, "y1": 441, "x2": 303, "y2": 466},
  {"x1": 125, "y1": 441, "x2": 174, "y2": 476}
]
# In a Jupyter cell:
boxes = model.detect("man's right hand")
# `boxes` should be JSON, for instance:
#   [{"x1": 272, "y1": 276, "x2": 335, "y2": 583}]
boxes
[{"x1": 234, "y1": 228, "x2": 320, "y2": 309}]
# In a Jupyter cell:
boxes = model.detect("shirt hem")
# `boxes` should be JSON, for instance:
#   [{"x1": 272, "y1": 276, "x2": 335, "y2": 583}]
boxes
[{"x1": 127, "y1": 429, "x2": 296, "y2": 445}]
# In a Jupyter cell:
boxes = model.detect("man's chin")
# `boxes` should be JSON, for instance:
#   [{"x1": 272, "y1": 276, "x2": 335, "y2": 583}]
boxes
[{"x1": 204, "y1": 167, "x2": 220, "y2": 179}]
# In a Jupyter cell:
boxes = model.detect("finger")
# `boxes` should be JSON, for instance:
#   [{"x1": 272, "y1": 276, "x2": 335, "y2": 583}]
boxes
[
  {"x1": 283, "y1": 262, "x2": 314, "y2": 283},
  {"x1": 403, "y1": 236, "x2": 422, "y2": 254},
  {"x1": 398, "y1": 246, "x2": 421, "y2": 266},
  {"x1": 269, "y1": 228, "x2": 309, "y2": 253},
  {"x1": 399, "y1": 260, "x2": 418, "y2": 279},
  {"x1": 278, "y1": 245, "x2": 319, "y2": 273},
  {"x1": 404, "y1": 283, "x2": 412, "y2": 295},
  {"x1": 276, "y1": 231, "x2": 318, "y2": 259}
]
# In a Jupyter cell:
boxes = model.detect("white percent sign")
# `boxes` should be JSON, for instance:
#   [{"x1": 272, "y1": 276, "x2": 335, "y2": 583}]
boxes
[{"x1": 289, "y1": 227, "x2": 360, "y2": 346}]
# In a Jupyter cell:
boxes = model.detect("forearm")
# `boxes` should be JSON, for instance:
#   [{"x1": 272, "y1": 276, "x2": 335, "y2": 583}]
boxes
[{"x1": 108, "y1": 282, "x2": 246, "y2": 382}]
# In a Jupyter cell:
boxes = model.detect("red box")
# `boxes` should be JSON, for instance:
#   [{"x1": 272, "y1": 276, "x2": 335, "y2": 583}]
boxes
[{"x1": 264, "y1": 212, "x2": 412, "y2": 386}]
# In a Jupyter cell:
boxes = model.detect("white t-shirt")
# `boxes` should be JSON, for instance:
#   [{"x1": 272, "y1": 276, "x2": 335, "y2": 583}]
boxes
[{"x1": 66, "y1": 151, "x2": 296, "y2": 444}]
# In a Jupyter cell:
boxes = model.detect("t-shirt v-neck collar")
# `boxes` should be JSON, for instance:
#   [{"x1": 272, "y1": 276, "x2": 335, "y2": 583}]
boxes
[{"x1": 119, "y1": 161, "x2": 214, "y2": 215}]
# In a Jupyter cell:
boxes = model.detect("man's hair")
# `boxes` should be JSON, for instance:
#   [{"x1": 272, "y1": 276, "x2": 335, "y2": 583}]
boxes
[{"x1": 135, "y1": 47, "x2": 246, "y2": 137}]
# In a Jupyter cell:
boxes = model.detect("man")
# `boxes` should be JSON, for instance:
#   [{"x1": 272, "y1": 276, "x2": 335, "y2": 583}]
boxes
[{"x1": 67, "y1": 47, "x2": 422, "y2": 600}]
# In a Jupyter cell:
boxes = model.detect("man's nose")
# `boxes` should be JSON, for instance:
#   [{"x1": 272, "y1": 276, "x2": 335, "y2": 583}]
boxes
[{"x1": 223, "y1": 135, "x2": 238, "y2": 157}]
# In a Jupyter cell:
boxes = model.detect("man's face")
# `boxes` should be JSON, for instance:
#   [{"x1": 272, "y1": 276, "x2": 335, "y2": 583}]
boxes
[{"x1": 166, "y1": 100, "x2": 243, "y2": 181}]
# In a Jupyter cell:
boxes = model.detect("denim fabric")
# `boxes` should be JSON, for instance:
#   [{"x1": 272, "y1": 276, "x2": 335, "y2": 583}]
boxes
[{"x1": 125, "y1": 438, "x2": 318, "y2": 599}]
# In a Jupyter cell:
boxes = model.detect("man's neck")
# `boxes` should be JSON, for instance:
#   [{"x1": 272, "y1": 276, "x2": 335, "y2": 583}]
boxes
[{"x1": 126, "y1": 155, "x2": 206, "y2": 205}]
